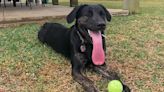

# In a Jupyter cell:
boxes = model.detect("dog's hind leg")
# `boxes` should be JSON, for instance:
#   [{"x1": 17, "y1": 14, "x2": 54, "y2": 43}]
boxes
[
  {"x1": 92, "y1": 64, "x2": 131, "y2": 92},
  {"x1": 71, "y1": 53, "x2": 99, "y2": 92},
  {"x1": 38, "y1": 23, "x2": 49, "y2": 43}
]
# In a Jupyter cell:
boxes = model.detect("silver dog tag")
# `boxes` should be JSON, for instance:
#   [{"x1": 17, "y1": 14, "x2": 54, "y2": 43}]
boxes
[{"x1": 80, "y1": 45, "x2": 86, "y2": 52}]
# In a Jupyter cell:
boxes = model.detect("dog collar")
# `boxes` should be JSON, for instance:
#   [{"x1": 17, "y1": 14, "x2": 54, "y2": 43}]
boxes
[{"x1": 77, "y1": 30, "x2": 85, "y2": 44}]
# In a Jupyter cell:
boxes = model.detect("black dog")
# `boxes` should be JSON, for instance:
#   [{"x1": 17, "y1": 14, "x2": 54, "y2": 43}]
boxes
[{"x1": 38, "y1": 4, "x2": 130, "y2": 92}]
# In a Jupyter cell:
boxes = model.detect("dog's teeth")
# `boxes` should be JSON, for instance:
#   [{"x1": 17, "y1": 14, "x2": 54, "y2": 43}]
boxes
[
  {"x1": 102, "y1": 34, "x2": 106, "y2": 38},
  {"x1": 88, "y1": 30, "x2": 91, "y2": 35}
]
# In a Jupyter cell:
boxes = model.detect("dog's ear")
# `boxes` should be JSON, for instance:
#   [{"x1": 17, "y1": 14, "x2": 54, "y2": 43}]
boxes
[
  {"x1": 98, "y1": 4, "x2": 111, "y2": 22},
  {"x1": 67, "y1": 5, "x2": 87, "y2": 23}
]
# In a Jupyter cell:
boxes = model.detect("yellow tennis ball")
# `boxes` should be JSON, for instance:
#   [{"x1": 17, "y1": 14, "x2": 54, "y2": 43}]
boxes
[{"x1": 108, "y1": 80, "x2": 123, "y2": 92}]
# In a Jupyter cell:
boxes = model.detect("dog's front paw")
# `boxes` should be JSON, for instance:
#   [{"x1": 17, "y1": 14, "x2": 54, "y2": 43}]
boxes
[{"x1": 122, "y1": 84, "x2": 131, "y2": 92}]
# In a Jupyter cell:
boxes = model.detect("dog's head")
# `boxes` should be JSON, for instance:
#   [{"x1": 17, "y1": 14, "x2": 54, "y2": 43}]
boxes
[
  {"x1": 67, "y1": 4, "x2": 111, "y2": 65},
  {"x1": 66, "y1": 4, "x2": 111, "y2": 32}
]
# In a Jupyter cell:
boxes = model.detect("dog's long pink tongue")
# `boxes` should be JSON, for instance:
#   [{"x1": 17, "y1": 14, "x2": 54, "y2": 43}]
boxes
[{"x1": 89, "y1": 31, "x2": 105, "y2": 65}]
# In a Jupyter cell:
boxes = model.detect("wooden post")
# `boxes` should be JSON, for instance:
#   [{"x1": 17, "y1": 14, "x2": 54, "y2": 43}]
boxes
[
  {"x1": 123, "y1": 0, "x2": 139, "y2": 14},
  {"x1": 70, "y1": 0, "x2": 78, "y2": 7},
  {"x1": 52, "y1": 0, "x2": 58, "y2": 5}
]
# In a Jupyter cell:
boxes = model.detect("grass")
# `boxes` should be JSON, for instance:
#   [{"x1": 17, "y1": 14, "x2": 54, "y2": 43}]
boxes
[{"x1": 0, "y1": 0, "x2": 164, "y2": 92}]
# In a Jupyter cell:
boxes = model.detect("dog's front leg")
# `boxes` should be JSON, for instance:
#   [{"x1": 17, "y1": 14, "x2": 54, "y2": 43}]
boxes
[
  {"x1": 71, "y1": 53, "x2": 98, "y2": 92},
  {"x1": 92, "y1": 64, "x2": 131, "y2": 92},
  {"x1": 72, "y1": 70, "x2": 99, "y2": 92},
  {"x1": 93, "y1": 64, "x2": 120, "y2": 80}
]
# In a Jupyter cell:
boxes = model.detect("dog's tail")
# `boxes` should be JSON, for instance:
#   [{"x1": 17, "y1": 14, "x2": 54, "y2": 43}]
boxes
[{"x1": 38, "y1": 23, "x2": 49, "y2": 43}]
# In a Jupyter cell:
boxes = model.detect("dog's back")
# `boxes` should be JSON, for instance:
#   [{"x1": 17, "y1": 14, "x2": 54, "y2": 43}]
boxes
[{"x1": 38, "y1": 23, "x2": 71, "y2": 58}]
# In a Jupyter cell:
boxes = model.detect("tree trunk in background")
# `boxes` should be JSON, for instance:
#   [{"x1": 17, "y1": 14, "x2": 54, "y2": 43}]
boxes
[
  {"x1": 70, "y1": 0, "x2": 78, "y2": 7},
  {"x1": 52, "y1": 0, "x2": 58, "y2": 5},
  {"x1": 123, "y1": 0, "x2": 139, "y2": 14}
]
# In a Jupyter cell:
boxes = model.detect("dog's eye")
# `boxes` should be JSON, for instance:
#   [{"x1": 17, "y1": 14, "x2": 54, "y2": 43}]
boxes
[{"x1": 99, "y1": 11, "x2": 105, "y2": 16}]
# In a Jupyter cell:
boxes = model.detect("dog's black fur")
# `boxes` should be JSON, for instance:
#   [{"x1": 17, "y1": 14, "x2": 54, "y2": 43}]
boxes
[{"x1": 38, "y1": 4, "x2": 130, "y2": 92}]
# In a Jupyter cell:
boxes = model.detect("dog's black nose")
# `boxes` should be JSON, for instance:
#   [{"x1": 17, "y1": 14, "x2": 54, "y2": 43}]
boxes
[{"x1": 97, "y1": 23, "x2": 106, "y2": 28}]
